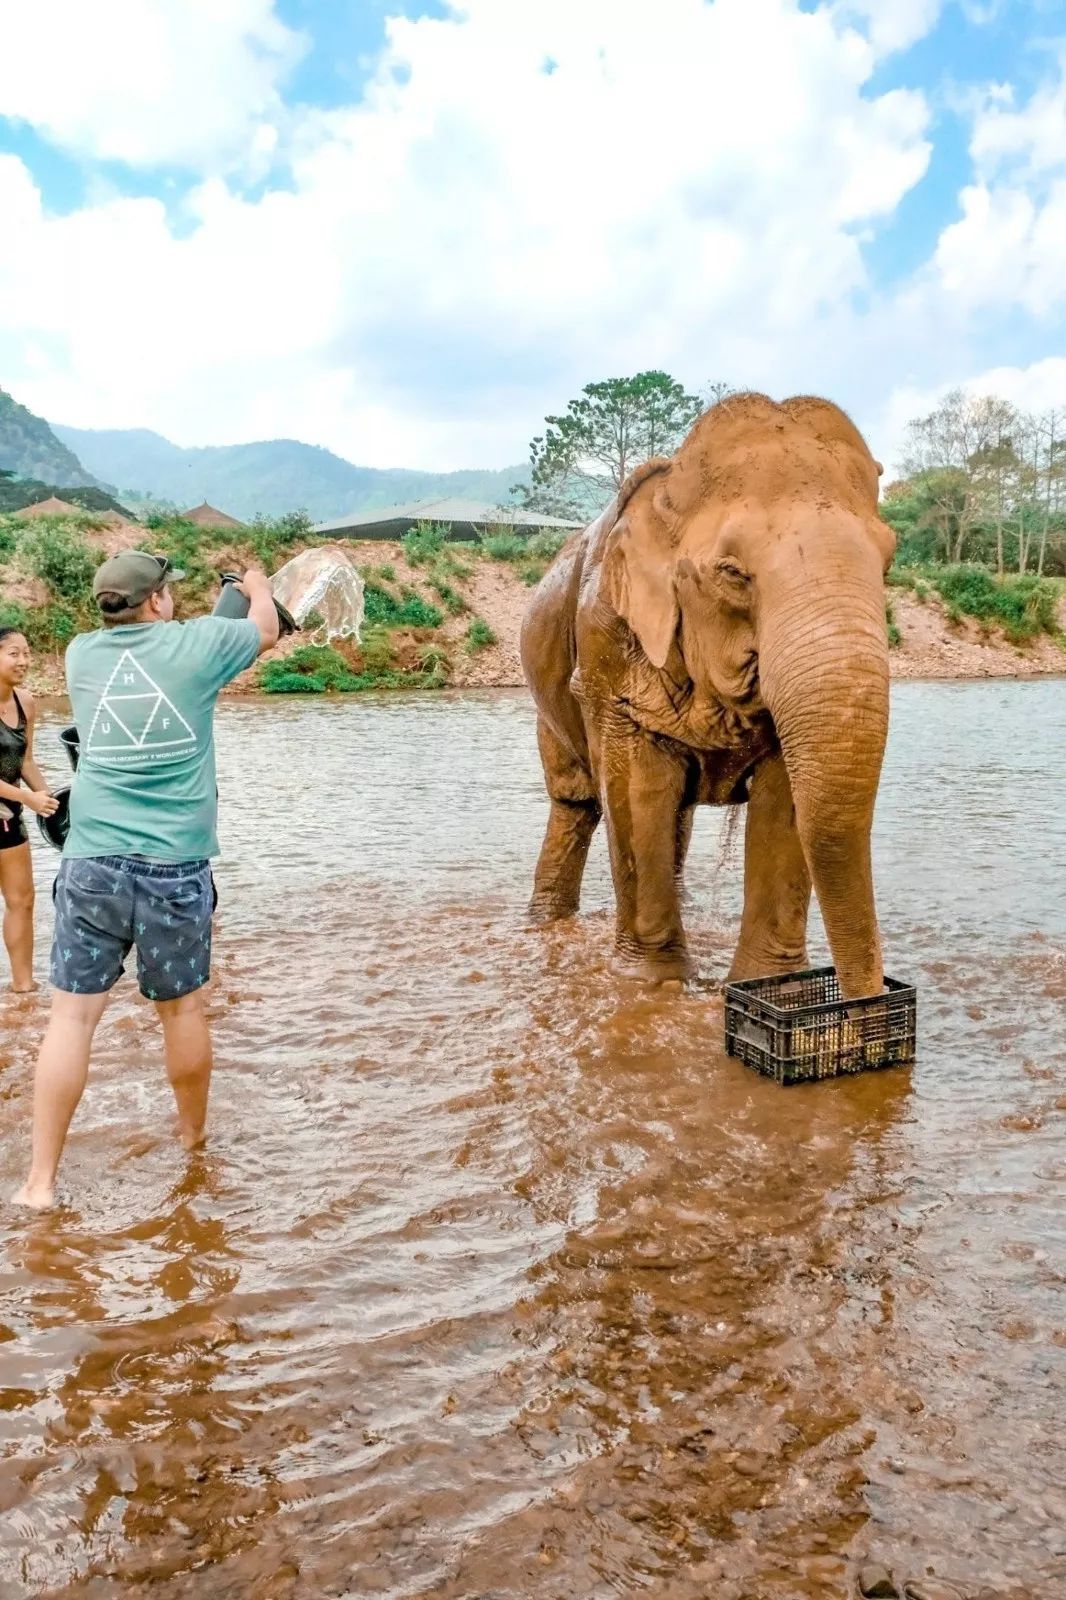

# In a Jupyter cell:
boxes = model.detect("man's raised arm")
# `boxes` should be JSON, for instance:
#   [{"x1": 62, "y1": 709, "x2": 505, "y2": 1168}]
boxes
[{"x1": 238, "y1": 569, "x2": 281, "y2": 655}]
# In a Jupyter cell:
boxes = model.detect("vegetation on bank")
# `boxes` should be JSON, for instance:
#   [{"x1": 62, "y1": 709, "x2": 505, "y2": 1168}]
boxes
[
  {"x1": 888, "y1": 564, "x2": 1062, "y2": 645},
  {"x1": 0, "y1": 507, "x2": 544, "y2": 692},
  {"x1": 0, "y1": 492, "x2": 1061, "y2": 697}
]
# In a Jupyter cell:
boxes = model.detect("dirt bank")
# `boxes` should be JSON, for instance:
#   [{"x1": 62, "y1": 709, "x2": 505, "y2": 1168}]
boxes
[
  {"x1": 16, "y1": 537, "x2": 1066, "y2": 696},
  {"x1": 888, "y1": 587, "x2": 1066, "y2": 679}
]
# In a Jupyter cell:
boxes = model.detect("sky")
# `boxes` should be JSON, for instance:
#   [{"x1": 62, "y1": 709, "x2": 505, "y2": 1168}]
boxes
[{"x1": 0, "y1": 0, "x2": 1064, "y2": 475}]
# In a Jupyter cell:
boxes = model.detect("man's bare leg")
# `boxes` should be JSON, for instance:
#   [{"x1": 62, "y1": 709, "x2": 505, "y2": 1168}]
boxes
[
  {"x1": 12, "y1": 989, "x2": 111, "y2": 1208},
  {"x1": 0, "y1": 843, "x2": 36, "y2": 992},
  {"x1": 157, "y1": 990, "x2": 212, "y2": 1150}
]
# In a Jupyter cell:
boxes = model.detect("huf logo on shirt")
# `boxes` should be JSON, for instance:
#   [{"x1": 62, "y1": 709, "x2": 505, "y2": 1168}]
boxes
[{"x1": 85, "y1": 651, "x2": 197, "y2": 758}]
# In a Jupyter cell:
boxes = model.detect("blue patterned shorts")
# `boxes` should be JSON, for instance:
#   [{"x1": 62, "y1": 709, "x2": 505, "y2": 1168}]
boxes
[{"x1": 50, "y1": 856, "x2": 214, "y2": 1001}]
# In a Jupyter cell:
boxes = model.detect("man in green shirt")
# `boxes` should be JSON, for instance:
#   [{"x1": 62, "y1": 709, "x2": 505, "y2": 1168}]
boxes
[{"x1": 14, "y1": 551, "x2": 279, "y2": 1208}]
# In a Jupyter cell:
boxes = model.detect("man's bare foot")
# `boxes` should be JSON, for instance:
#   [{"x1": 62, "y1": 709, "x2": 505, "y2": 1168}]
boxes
[
  {"x1": 179, "y1": 1125, "x2": 207, "y2": 1151},
  {"x1": 8, "y1": 980, "x2": 38, "y2": 996},
  {"x1": 11, "y1": 1181, "x2": 55, "y2": 1210}
]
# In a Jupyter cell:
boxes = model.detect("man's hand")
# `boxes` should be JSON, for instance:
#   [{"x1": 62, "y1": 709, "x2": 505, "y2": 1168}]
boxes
[
  {"x1": 25, "y1": 790, "x2": 59, "y2": 818},
  {"x1": 237, "y1": 567, "x2": 281, "y2": 655},
  {"x1": 236, "y1": 568, "x2": 272, "y2": 602}
]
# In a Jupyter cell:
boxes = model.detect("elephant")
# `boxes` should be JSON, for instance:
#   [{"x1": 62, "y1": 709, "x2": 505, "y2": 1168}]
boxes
[{"x1": 519, "y1": 392, "x2": 895, "y2": 1000}]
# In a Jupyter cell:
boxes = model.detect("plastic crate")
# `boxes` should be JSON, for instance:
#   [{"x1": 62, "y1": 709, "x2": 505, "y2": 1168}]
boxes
[{"x1": 724, "y1": 966, "x2": 916, "y2": 1084}]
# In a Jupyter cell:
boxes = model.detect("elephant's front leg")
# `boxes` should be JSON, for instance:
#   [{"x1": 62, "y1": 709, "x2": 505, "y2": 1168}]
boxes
[
  {"x1": 728, "y1": 752, "x2": 812, "y2": 981},
  {"x1": 601, "y1": 724, "x2": 694, "y2": 982}
]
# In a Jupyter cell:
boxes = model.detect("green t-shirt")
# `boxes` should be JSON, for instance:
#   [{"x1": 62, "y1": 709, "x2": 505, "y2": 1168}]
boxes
[{"x1": 63, "y1": 616, "x2": 261, "y2": 862}]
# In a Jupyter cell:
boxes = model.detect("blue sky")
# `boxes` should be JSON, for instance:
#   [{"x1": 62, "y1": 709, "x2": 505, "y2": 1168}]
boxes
[{"x1": 0, "y1": 0, "x2": 1063, "y2": 471}]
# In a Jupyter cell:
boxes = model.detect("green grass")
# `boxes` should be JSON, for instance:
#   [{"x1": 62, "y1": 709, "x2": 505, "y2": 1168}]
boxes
[
  {"x1": 428, "y1": 576, "x2": 467, "y2": 614},
  {"x1": 258, "y1": 636, "x2": 448, "y2": 694},
  {"x1": 362, "y1": 580, "x2": 443, "y2": 630},
  {"x1": 465, "y1": 617, "x2": 497, "y2": 653},
  {"x1": 885, "y1": 602, "x2": 902, "y2": 649}
]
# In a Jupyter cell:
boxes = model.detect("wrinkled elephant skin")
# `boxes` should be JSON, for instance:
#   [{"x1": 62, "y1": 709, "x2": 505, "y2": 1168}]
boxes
[{"x1": 520, "y1": 392, "x2": 896, "y2": 1000}]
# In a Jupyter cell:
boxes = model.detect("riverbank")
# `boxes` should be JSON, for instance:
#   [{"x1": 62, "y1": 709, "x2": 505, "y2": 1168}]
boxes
[{"x1": 13, "y1": 533, "x2": 1066, "y2": 696}]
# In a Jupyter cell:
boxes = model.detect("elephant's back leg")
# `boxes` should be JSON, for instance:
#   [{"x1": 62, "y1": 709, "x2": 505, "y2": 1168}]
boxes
[{"x1": 529, "y1": 715, "x2": 601, "y2": 924}]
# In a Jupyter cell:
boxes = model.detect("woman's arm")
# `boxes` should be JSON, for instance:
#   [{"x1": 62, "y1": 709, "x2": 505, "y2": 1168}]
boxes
[
  {"x1": 19, "y1": 695, "x2": 50, "y2": 793},
  {"x1": 16, "y1": 696, "x2": 58, "y2": 816}
]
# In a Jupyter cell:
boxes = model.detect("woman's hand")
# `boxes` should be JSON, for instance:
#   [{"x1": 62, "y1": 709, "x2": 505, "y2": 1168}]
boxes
[{"x1": 24, "y1": 790, "x2": 59, "y2": 817}]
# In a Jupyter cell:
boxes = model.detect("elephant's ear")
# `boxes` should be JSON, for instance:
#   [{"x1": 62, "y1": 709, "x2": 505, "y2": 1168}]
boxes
[{"x1": 601, "y1": 457, "x2": 678, "y2": 670}]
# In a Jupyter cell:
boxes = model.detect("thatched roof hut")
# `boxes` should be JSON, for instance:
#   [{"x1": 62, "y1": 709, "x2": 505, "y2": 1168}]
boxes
[
  {"x1": 180, "y1": 502, "x2": 245, "y2": 529},
  {"x1": 13, "y1": 495, "x2": 83, "y2": 519}
]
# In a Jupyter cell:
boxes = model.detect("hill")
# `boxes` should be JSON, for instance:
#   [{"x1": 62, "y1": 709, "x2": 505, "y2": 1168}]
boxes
[
  {"x1": 0, "y1": 388, "x2": 100, "y2": 488},
  {"x1": 52, "y1": 424, "x2": 529, "y2": 523},
  {"x1": 0, "y1": 475, "x2": 131, "y2": 516}
]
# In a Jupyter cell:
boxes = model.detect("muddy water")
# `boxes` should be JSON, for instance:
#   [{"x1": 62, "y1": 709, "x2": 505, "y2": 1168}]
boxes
[{"x1": 0, "y1": 681, "x2": 1063, "y2": 1600}]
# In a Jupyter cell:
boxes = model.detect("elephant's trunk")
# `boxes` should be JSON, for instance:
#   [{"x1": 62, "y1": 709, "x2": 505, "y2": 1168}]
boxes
[{"x1": 757, "y1": 556, "x2": 889, "y2": 999}]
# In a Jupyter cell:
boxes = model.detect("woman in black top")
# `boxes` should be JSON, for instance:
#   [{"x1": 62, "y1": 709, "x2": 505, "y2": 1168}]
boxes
[{"x1": 0, "y1": 628, "x2": 58, "y2": 991}]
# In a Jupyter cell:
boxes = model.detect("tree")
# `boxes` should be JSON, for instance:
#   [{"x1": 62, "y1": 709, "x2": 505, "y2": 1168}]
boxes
[
  {"x1": 517, "y1": 371, "x2": 709, "y2": 520},
  {"x1": 902, "y1": 390, "x2": 1019, "y2": 563}
]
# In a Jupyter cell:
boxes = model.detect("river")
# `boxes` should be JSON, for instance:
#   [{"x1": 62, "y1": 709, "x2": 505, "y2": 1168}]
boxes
[{"x1": 1, "y1": 681, "x2": 1063, "y2": 1599}]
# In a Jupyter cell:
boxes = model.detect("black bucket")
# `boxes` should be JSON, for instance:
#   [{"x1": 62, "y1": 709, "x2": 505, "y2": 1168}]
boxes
[
  {"x1": 60, "y1": 726, "x2": 80, "y2": 772},
  {"x1": 213, "y1": 573, "x2": 297, "y2": 636},
  {"x1": 37, "y1": 786, "x2": 71, "y2": 852}
]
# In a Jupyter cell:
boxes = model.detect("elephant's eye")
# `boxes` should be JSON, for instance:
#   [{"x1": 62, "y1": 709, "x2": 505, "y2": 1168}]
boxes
[{"x1": 715, "y1": 559, "x2": 750, "y2": 586}]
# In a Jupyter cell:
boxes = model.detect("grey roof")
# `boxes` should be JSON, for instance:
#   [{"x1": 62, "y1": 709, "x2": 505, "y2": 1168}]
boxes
[{"x1": 313, "y1": 497, "x2": 584, "y2": 536}]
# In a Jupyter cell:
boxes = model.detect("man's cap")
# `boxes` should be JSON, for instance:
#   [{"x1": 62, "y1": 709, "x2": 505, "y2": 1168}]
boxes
[{"x1": 92, "y1": 551, "x2": 186, "y2": 607}]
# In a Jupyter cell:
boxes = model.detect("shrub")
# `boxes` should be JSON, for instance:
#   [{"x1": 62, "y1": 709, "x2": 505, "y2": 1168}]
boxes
[
  {"x1": 258, "y1": 667, "x2": 328, "y2": 694},
  {"x1": 362, "y1": 581, "x2": 443, "y2": 630},
  {"x1": 0, "y1": 519, "x2": 18, "y2": 563},
  {"x1": 524, "y1": 529, "x2": 568, "y2": 562},
  {"x1": 0, "y1": 599, "x2": 30, "y2": 633},
  {"x1": 480, "y1": 528, "x2": 525, "y2": 561},
  {"x1": 465, "y1": 617, "x2": 497, "y2": 653},
  {"x1": 246, "y1": 511, "x2": 313, "y2": 572},
  {"x1": 417, "y1": 643, "x2": 451, "y2": 685},
  {"x1": 397, "y1": 588, "x2": 443, "y2": 628},
  {"x1": 932, "y1": 566, "x2": 1059, "y2": 643},
  {"x1": 30, "y1": 604, "x2": 79, "y2": 651},
  {"x1": 376, "y1": 564, "x2": 396, "y2": 582},
  {"x1": 17, "y1": 519, "x2": 99, "y2": 602},
  {"x1": 885, "y1": 602, "x2": 902, "y2": 649},
  {"x1": 403, "y1": 522, "x2": 448, "y2": 565}
]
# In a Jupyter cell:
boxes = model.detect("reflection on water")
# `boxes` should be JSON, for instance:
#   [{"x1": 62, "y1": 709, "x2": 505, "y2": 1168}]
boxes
[{"x1": 1, "y1": 681, "x2": 1064, "y2": 1599}]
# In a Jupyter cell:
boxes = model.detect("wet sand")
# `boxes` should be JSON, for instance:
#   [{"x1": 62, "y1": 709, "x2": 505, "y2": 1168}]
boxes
[{"x1": 1, "y1": 683, "x2": 1063, "y2": 1599}]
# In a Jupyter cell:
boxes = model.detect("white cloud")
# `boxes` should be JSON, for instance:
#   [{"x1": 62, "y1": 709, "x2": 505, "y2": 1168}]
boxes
[
  {"x1": 0, "y1": 0, "x2": 939, "y2": 469},
  {"x1": 933, "y1": 58, "x2": 1066, "y2": 316},
  {"x1": 969, "y1": 53, "x2": 1066, "y2": 178},
  {"x1": 833, "y1": 0, "x2": 943, "y2": 55},
  {"x1": 0, "y1": 0, "x2": 304, "y2": 171}
]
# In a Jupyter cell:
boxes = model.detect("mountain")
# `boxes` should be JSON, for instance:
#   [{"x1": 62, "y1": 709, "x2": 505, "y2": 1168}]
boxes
[
  {"x1": 52, "y1": 424, "x2": 529, "y2": 523},
  {"x1": 0, "y1": 388, "x2": 101, "y2": 489}
]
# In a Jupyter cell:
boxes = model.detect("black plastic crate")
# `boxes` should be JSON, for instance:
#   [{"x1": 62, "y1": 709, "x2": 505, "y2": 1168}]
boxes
[{"x1": 724, "y1": 966, "x2": 916, "y2": 1084}]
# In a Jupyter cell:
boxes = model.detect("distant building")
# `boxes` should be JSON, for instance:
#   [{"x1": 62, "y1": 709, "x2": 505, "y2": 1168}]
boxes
[
  {"x1": 180, "y1": 501, "x2": 245, "y2": 530},
  {"x1": 313, "y1": 497, "x2": 584, "y2": 543},
  {"x1": 13, "y1": 495, "x2": 83, "y2": 519},
  {"x1": 13, "y1": 496, "x2": 139, "y2": 533}
]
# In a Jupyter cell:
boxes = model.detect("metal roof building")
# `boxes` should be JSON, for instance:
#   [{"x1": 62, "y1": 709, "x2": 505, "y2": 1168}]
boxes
[{"x1": 312, "y1": 498, "x2": 584, "y2": 542}]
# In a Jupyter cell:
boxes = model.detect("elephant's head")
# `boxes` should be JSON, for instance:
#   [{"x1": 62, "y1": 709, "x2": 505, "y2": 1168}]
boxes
[{"x1": 601, "y1": 393, "x2": 895, "y2": 998}]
